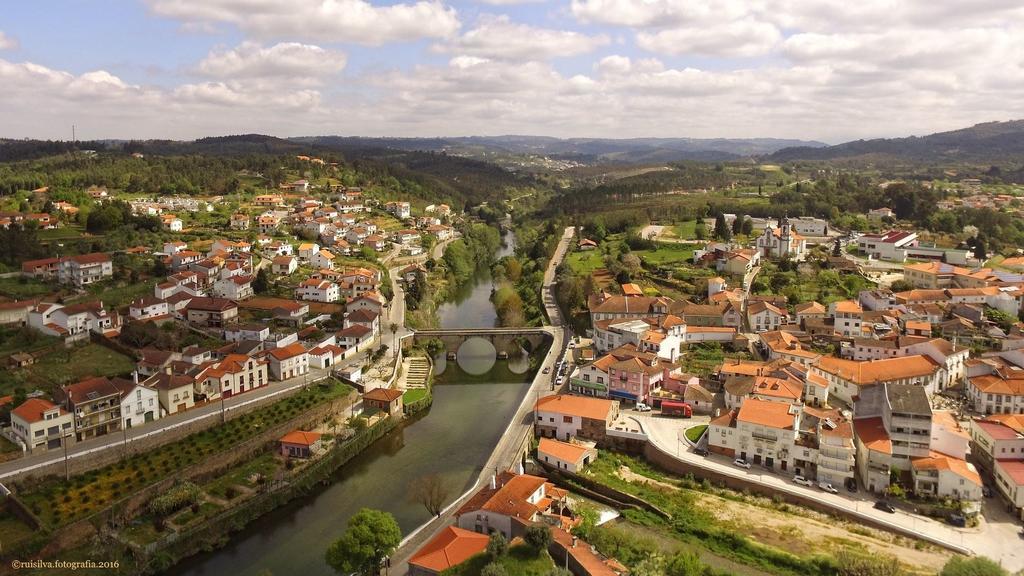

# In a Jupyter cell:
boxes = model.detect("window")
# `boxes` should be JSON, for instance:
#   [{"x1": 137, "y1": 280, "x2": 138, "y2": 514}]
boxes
[{"x1": 563, "y1": 416, "x2": 573, "y2": 423}]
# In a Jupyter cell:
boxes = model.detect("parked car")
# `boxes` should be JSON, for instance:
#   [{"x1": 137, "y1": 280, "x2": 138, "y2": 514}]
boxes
[
  {"x1": 635, "y1": 402, "x2": 652, "y2": 412},
  {"x1": 543, "y1": 366, "x2": 551, "y2": 374},
  {"x1": 793, "y1": 475, "x2": 814, "y2": 487},
  {"x1": 947, "y1": 513, "x2": 966, "y2": 527},
  {"x1": 694, "y1": 447, "x2": 709, "y2": 456},
  {"x1": 733, "y1": 458, "x2": 752, "y2": 469},
  {"x1": 845, "y1": 478, "x2": 858, "y2": 493},
  {"x1": 873, "y1": 500, "x2": 896, "y2": 513},
  {"x1": 818, "y1": 482, "x2": 839, "y2": 494}
]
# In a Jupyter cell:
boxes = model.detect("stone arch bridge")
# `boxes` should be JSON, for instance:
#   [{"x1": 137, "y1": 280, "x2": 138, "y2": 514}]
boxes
[{"x1": 409, "y1": 327, "x2": 554, "y2": 358}]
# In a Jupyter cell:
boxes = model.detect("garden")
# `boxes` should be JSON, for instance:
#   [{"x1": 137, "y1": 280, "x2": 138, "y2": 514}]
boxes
[{"x1": 14, "y1": 379, "x2": 352, "y2": 528}]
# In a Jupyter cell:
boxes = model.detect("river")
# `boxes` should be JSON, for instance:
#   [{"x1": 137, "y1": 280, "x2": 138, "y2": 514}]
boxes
[
  {"x1": 435, "y1": 229, "x2": 516, "y2": 329},
  {"x1": 171, "y1": 229, "x2": 528, "y2": 576}
]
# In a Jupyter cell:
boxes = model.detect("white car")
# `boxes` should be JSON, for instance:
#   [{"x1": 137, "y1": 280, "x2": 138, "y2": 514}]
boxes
[
  {"x1": 733, "y1": 458, "x2": 751, "y2": 469},
  {"x1": 818, "y1": 482, "x2": 839, "y2": 494},
  {"x1": 793, "y1": 475, "x2": 814, "y2": 487},
  {"x1": 635, "y1": 402, "x2": 652, "y2": 412}
]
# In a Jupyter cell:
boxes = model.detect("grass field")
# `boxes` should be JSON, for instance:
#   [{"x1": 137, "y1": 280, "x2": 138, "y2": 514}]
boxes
[
  {"x1": 672, "y1": 220, "x2": 699, "y2": 240},
  {"x1": 444, "y1": 545, "x2": 555, "y2": 576},
  {"x1": 566, "y1": 250, "x2": 605, "y2": 275},
  {"x1": 0, "y1": 276, "x2": 57, "y2": 300},
  {"x1": 5, "y1": 343, "x2": 137, "y2": 396},
  {"x1": 402, "y1": 388, "x2": 428, "y2": 403},
  {"x1": 684, "y1": 425, "x2": 708, "y2": 443},
  {"x1": 632, "y1": 242, "x2": 695, "y2": 267}
]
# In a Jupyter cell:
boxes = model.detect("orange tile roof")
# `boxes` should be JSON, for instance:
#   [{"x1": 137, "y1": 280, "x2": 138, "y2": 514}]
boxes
[
  {"x1": 969, "y1": 374, "x2": 1024, "y2": 396},
  {"x1": 736, "y1": 398, "x2": 796, "y2": 429},
  {"x1": 267, "y1": 342, "x2": 307, "y2": 361},
  {"x1": 364, "y1": 387, "x2": 404, "y2": 402},
  {"x1": 981, "y1": 413, "x2": 1024, "y2": 435},
  {"x1": 12, "y1": 398, "x2": 65, "y2": 424},
  {"x1": 456, "y1": 472, "x2": 547, "y2": 519},
  {"x1": 409, "y1": 526, "x2": 489, "y2": 573},
  {"x1": 815, "y1": 355, "x2": 938, "y2": 385},
  {"x1": 280, "y1": 430, "x2": 321, "y2": 446},
  {"x1": 535, "y1": 395, "x2": 614, "y2": 421},
  {"x1": 854, "y1": 417, "x2": 891, "y2": 454},
  {"x1": 912, "y1": 451, "x2": 981, "y2": 486},
  {"x1": 538, "y1": 438, "x2": 591, "y2": 465}
]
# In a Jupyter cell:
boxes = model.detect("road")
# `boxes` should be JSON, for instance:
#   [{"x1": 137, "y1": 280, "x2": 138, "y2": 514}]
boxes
[
  {"x1": 0, "y1": 367, "x2": 332, "y2": 481},
  {"x1": 638, "y1": 412, "x2": 1024, "y2": 571},
  {"x1": 391, "y1": 226, "x2": 575, "y2": 573}
]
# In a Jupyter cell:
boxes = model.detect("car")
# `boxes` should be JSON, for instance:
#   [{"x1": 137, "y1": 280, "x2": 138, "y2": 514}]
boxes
[
  {"x1": 543, "y1": 367, "x2": 551, "y2": 374},
  {"x1": 694, "y1": 447, "x2": 709, "y2": 456},
  {"x1": 635, "y1": 402, "x2": 652, "y2": 412},
  {"x1": 983, "y1": 485, "x2": 994, "y2": 498},
  {"x1": 818, "y1": 482, "x2": 839, "y2": 494},
  {"x1": 873, "y1": 500, "x2": 896, "y2": 513},
  {"x1": 845, "y1": 479, "x2": 859, "y2": 493},
  {"x1": 947, "y1": 513, "x2": 966, "y2": 527},
  {"x1": 733, "y1": 458, "x2": 752, "y2": 469},
  {"x1": 792, "y1": 475, "x2": 814, "y2": 487}
]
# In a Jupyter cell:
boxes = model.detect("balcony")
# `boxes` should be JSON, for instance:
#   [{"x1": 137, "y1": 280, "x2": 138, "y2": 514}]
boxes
[{"x1": 751, "y1": 431, "x2": 779, "y2": 443}]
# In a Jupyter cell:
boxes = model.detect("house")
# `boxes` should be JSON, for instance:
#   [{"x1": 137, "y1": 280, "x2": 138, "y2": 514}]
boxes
[
  {"x1": 129, "y1": 297, "x2": 171, "y2": 322},
  {"x1": 852, "y1": 383, "x2": 932, "y2": 493},
  {"x1": 867, "y1": 207, "x2": 895, "y2": 221},
  {"x1": 708, "y1": 398, "x2": 803, "y2": 475},
  {"x1": 971, "y1": 414, "x2": 1024, "y2": 472},
  {"x1": 56, "y1": 377, "x2": 123, "y2": 441},
  {"x1": 21, "y1": 256, "x2": 61, "y2": 279},
  {"x1": 223, "y1": 323, "x2": 270, "y2": 343},
  {"x1": 184, "y1": 297, "x2": 238, "y2": 328},
  {"x1": 408, "y1": 526, "x2": 490, "y2": 576},
  {"x1": 272, "y1": 255, "x2": 297, "y2": 275},
  {"x1": 455, "y1": 471, "x2": 549, "y2": 540},
  {"x1": 756, "y1": 217, "x2": 806, "y2": 260},
  {"x1": 310, "y1": 249, "x2": 336, "y2": 270},
  {"x1": 747, "y1": 301, "x2": 789, "y2": 333},
  {"x1": 385, "y1": 201, "x2": 411, "y2": 219},
  {"x1": 229, "y1": 213, "x2": 250, "y2": 230},
  {"x1": 297, "y1": 242, "x2": 320, "y2": 260},
  {"x1": 295, "y1": 279, "x2": 339, "y2": 303},
  {"x1": 535, "y1": 395, "x2": 618, "y2": 443},
  {"x1": 718, "y1": 249, "x2": 761, "y2": 275},
  {"x1": 213, "y1": 275, "x2": 254, "y2": 300},
  {"x1": 346, "y1": 292, "x2": 385, "y2": 315},
  {"x1": 426, "y1": 224, "x2": 454, "y2": 241},
  {"x1": 813, "y1": 354, "x2": 942, "y2": 405},
  {"x1": 794, "y1": 301, "x2": 826, "y2": 326},
  {"x1": 58, "y1": 253, "x2": 113, "y2": 286},
  {"x1": 161, "y1": 214, "x2": 183, "y2": 232},
  {"x1": 273, "y1": 300, "x2": 309, "y2": 324},
  {"x1": 29, "y1": 301, "x2": 120, "y2": 343},
  {"x1": 537, "y1": 437, "x2": 597, "y2": 473},
  {"x1": 8, "y1": 351, "x2": 34, "y2": 368},
  {"x1": 10, "y1": 398, "x2": 74, "y2": 453},
  {"x1": 828, "y1": 300, "x2": 863, "y2": 337},
  {"x1": 308, "y1": 344, "x2": 345, "y2": 369},
  {"x1": 279, "y1": 430, "x2": 322, "y2": 458},
  {"x1": 195, "y1": 353, "x2": 269, "y2": 399},
  {"x1": 258, "y1": 214, "x2": 280, "y2": 233},
  {"x1": 336, "y1": 324, "x2": 374, "y2": 351},
  {"x1": 363, "y1": 387, "x2": 404, "y2": 415},
  {"x1": 578, "y1": 238, "x2": 598, "y2": 251},
  {"x1": 254, "y1": 194, "x2": 283, "y2": 207},
  {"x1": 857, "y1": 230, "x2": 918, "y2": 261},
  {"x1": 266, "y1": 342, "x2": 309, "y2": 380},
  {"x1": 343, "y1": 309, "x2": 380, "y2": 335},
  {"x1": 111, "y1": 375, "x2": 161, "y2": 429},
  {"x1": 145, "y1": 372, "x2": 196, "y2": 415}
]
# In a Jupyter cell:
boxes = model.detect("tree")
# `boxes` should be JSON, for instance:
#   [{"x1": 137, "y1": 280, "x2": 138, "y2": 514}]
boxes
[
  {"x1": 481, "y1": 564, "x2": 508, "y2": 576},
  {"x1": 523, "y1": 525, "x2": 552, "y2": 554},
  {"x1": 832, "y1": 239, "x2": 842, "y2": 257},
  {"x1": 390, "y1": 322, "x2": 399, "y2": 349},
  {"x1": 973, "y1": 236, "x2": 987, "y2": 261},
  {"x1": 939, "y1": 556, "x2": 1007, "y2": 576},
  {"x1": 713, "y1": 214, "x2": 731, "y2": 241},
  {"x1": 732, "y1": 214, "x2": 744, "y2": 235},
  {"x1": 407, "y1": 473, "x2": 450, "y2": 517},
  {"x1": 486, "y1": 532, "x2": 508, "y2": 560},
  {"x1": 665, "y1": 551, "x2": 706, "y2": 576},
  {"x1": 253, "y1": 268, "x2": 271, "y2": 294},
  {"x1": 153, "y1": 257, "x2": 168, "y2": 277},
  {"x1": 325, "y1": 508, "x2": 401, "y2": 576},
  {"x1": 694, "y1": 221, "x2": 707, "y2": 240},
  {"x1": 888, "y1": 279, "x2": 914, "y2": 293},
  {"x1": 741, "y1": 216, "x2": 753, "y2": 235}
]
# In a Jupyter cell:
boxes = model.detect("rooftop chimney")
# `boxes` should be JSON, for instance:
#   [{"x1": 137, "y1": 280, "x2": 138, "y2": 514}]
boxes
[
  {"x1": 132, "y1": 371, "x2": 139, "y2": 384},
  {"x1": 490, "y1": 474, "x2": 496, "y2": 490}
]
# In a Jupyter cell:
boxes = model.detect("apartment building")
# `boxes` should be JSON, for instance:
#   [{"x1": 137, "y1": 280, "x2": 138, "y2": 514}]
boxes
[
  {"x1": 709, "y1": 398, "x2": 805, "y2": 475},
  {"x1": 57, "y1": 376, "x2": 123, "y2": 441},
  {"x1": 535, "y1": 395, "x2": 618, "y2": 443},
  {"x1": 58, "y1": 253, "x2": 114, "y2": 286}
]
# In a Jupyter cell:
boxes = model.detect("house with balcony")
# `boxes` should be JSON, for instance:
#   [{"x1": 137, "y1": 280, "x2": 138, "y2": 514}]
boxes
[
  {"x1": 58, "y1": 253, "x2": 113, "y2": 286},
  {"x1": 224, "y1": 322, "x2": 270, "y2": 343},
  {"x1": 29, "y1": 300, "x2": 120, "y2": 343},
  {"x1": 57, "y1": 376, "x2": 123, "y2": 441},
  {"x1": 128, "y1": 297, "x2": 171, "y2": 322},
  {"x1": 194, "y1": 353, "x2": 269, "y2": 399},
  {"x1": 853, "y1": 383, "x2": 940, "y2": 494},
  {"x1": 184, "y1": 297, "x2": 238, "y2": 328},
  {"x1": 10, "y1": 398, "x2": 75, "y2": 453},
  {"x1": 229, "y1": 213, "x2": 250, "y2": 230},
  {"x1": 747, "y1": 301, "x2": 789, "y2": 333},
  {"x1": 709, "y1": 398, "x2": 804, "y2": 475},
  {"x1": 271, "y1": 255, "x2": 297, "y2": 275},
  {"x1": 295, "y1": 279, "x2": 339, "y2": 303},
  {"x1": 265, "y1": 342, "x2": 309, "y2": 381}
]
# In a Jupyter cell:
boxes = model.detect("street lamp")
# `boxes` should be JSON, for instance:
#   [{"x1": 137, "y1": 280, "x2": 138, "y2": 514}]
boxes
[{"x1": 62, "y1": 431, "x2": 73, "y2": 481}]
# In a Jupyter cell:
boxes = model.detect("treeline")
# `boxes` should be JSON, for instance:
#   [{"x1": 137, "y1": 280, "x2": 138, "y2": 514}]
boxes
[
  {"x1": 491, "y1": 218, "x2": 566, "y2": 327},
  {"x1": 442, "y1": 223, "x2": 502, "y2": 285}
]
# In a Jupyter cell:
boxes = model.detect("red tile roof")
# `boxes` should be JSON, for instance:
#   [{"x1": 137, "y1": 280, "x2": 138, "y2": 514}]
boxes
[
  {"x1": 409, "y1": 526, "x2": 489, "y2": 573},
  {"x1": 12, "y1": 398, "x2": 65, "y2": 424},
  {"x1": 279, "y1": 430, "x2": 322, "y2": 446}
]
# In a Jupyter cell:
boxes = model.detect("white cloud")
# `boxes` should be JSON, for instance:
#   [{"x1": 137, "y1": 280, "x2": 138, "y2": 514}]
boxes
[
  {"x1": 197, "y1": 42, "x2": 346, "y2": 83},
  {"x1": 636, "y1": 18, "x2": 780, "y2": 58},
  {"x1": 0, "y1": 31, "x2": 17, "y2": 50},
  {"x1": 147, "y1": 0, "x2": 460, "y2": 45},
  {"x1": 435, "y1": 16, "x2": 608, "y2": 60}
]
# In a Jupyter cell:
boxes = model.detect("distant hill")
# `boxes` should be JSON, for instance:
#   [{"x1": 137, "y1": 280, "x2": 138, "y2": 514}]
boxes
[
  {"x1": 768, "y1": 120, "x2": 1024, "y2": 163},
  {"x1": 295, "y1": 135, "x2": 826, "y2": 163}
]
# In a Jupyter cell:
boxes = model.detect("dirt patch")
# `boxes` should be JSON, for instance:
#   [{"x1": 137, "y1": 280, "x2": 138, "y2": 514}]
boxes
[{"x1": 614, "y1": 466, "x2": 949, "y2": 573}]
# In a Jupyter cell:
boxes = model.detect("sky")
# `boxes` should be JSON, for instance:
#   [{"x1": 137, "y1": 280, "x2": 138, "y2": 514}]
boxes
[{"x1": 1, "y1": 0, "x2": 1023, "y2": 143}]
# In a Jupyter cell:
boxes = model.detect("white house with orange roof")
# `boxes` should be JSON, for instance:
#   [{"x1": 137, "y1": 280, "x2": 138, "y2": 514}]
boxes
[
  {"x1": 828, "y1": 300, "x2": 863, "y2": 337},
  {"x1": 229, "y1": 213, "x2": 250, "y2": 230},
  {"x1": 310, "y1": 249, "x2": 336, "y2": 270},
  {"x1": 537, "y1": 437, "x2": 597, "y2": 473},
  {"x1": 265, "y1": 342, "x2": 309, "y2": 380},
  {"x1": 455, "y1": 471, "x2": 551, "y2": 540},
  {"x1": 708, "y1": 397, "x2": 803, "y2": 473},
  {"x1": 534, "y1": 394, "x2": 618, "y2": 442},
  {"x1": 746, "y1": 301, "x2": 789, "y2": 333},
  {"x1": 10, "y1": 398, "x2": 75, "y2": 453},
  {"x1": 295, "y1": 279, "x2": 339, "y2": 303},
  {"x1": 813, "y1": 355, "x2": 943, "y2": 405},
  {"x1": 195, "y1": 353, "x2": 269, "y2": 399}
]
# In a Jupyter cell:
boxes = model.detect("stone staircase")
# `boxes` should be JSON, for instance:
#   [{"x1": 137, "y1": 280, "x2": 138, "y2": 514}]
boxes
[{"x1": 400, "y1": 356, "x2": 431, "y2": 390}]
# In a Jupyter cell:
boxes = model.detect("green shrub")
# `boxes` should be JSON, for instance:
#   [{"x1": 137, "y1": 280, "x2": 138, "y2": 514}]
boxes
[{"x1": 150, "y1": 481, "x2": 201, "y2": 517}]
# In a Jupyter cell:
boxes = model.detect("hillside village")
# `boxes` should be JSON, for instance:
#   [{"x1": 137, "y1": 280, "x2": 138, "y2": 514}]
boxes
[{"x1": 1, "y1": 157, "x2": 459, "y2": 456}]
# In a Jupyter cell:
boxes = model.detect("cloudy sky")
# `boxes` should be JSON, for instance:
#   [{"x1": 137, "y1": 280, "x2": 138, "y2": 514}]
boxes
[{"x1": 2, "y1": 0, "x2": 1023, "y2": 142}]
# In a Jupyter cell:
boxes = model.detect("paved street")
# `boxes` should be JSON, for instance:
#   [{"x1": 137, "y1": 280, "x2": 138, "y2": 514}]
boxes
[
  {"x1": 0, "y1": 367, "x2": 333, "y2": 481},
  {"x1": 637, "y1": 412, "x2": 1024, "y2": 571}
]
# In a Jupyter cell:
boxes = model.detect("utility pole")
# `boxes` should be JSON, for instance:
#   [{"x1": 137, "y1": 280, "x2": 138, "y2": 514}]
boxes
[{"x1": 62, "y1": 433, "x2": 72, "y2": 481}]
